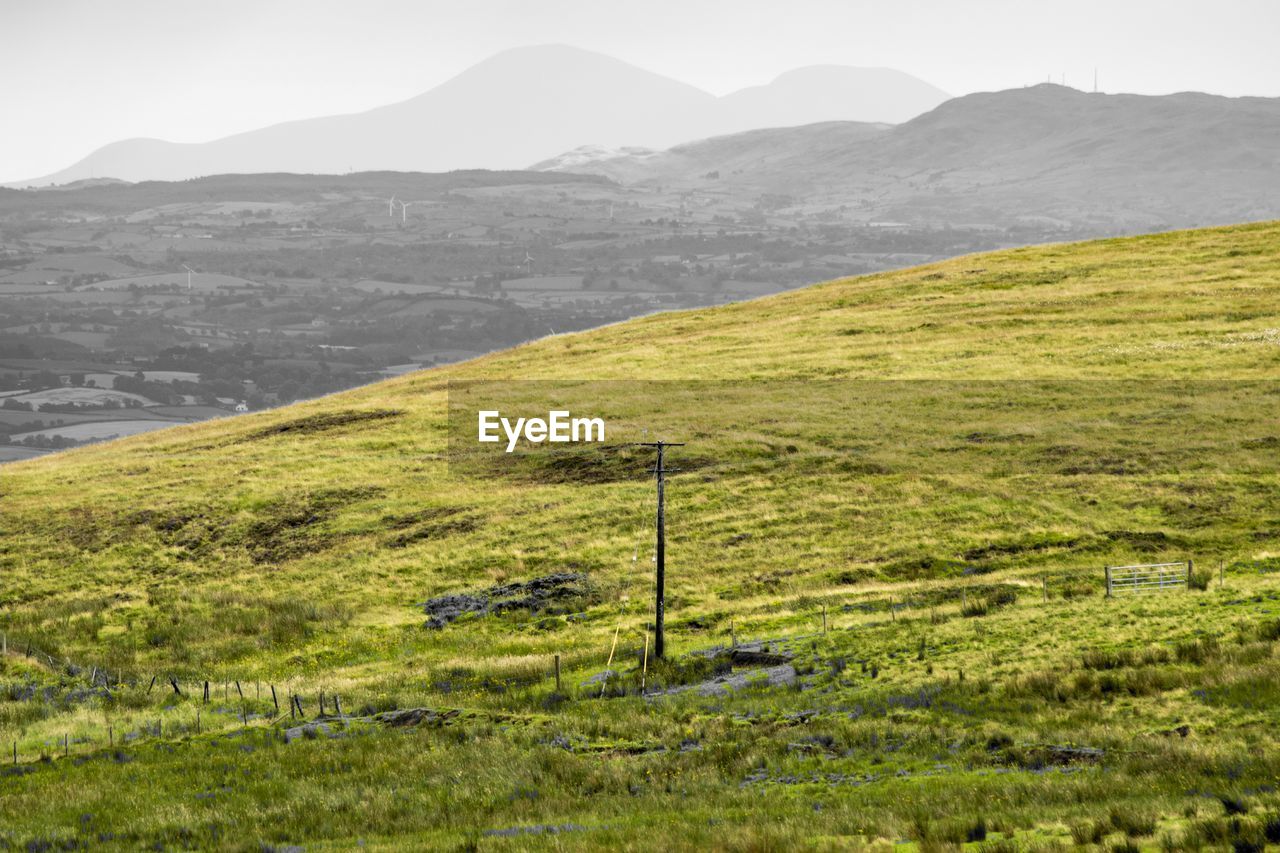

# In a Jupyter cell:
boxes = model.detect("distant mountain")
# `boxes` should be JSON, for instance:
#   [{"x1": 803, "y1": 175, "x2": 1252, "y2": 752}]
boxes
[
  {"x1": 716, "y1": 65, "x2": 950, "y2": 127},
  {"x1": 538, "y1": 85, "x2": 1280, "y2": 230},
  {"x1": 12, "y1": 46, "x2": 948, "y2": 187},
  {"x1": 532, "y1": 121, "x2": 890, "y2": 184}
]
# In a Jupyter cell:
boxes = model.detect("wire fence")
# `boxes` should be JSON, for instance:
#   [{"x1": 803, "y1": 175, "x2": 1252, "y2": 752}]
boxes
[{"x1": 0, "y1": 553, "x2": 1251, "y2": 766}]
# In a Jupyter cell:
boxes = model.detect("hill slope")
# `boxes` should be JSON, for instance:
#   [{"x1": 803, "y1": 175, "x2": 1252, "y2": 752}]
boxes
[
  {"x1": 539, "y1": 85, "x2": 1280, "y2": 231},
  {"x1": 14, "y1": 46, "x2": 947, "y2": 186},
  {"x1": 4, "y1": 217, "x2": 1280, "y2": 674},
  {"x1": 1, "y1": 222, "x2": 1279, "y2": 848}
]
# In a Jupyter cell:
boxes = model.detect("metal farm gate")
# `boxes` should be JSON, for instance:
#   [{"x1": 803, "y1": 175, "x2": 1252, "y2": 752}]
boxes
[{"x1": 1105, "y1": 561, "x2": 1191, "y2": 596}]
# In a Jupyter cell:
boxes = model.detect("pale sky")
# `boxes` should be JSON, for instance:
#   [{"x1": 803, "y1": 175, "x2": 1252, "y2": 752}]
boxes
[{"x1": 3, "y1": 0, "x2": 1278, "y2": 183}]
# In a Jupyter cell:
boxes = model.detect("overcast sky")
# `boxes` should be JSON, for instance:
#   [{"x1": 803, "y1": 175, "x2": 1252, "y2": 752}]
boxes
[{"x1": 3, "y1": 0, "x2": 1278, "y2": 183}]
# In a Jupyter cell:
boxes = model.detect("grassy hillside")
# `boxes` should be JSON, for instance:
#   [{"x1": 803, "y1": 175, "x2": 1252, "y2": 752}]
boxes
[{"x1": 1, "y1": 222, "x2": 1280, "y2": 850}]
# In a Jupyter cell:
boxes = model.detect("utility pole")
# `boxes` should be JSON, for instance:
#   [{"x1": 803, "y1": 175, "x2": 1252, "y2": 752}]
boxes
[{"x1": 640, "y1": 441, "x2": 682, "y2": 659}]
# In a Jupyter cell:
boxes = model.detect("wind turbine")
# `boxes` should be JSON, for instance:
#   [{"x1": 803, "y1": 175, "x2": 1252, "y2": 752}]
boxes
[
  {"x1": 398, "y1": 200, "x2": 413, "y2": 223},
  {"x1": 523, "y1": 251, "x2": 534, "y2": 274},
  {"x1": 388, "y1": 196, "x2": 396, "y2": 217},
  {"x1": 181, "y1": 264, "x2": 196, "y2": 291}
]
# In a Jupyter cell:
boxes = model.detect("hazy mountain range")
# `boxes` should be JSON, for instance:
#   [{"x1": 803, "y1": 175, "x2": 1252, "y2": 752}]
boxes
[
  {"x1": 536, "y1": 84, "x2": 1280, "y2": 230},
  {"x1": 12, "y1": 45, "x2": 949, "y2": 187}
]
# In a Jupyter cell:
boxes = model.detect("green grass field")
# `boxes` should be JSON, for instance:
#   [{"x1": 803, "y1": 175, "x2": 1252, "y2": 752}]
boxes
[{"x1": 1, "y1": 222, "x2": 1279, "y2": 850}]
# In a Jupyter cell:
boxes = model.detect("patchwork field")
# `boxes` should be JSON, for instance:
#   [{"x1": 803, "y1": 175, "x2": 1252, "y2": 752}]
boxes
[{"x1": 0, "y1": 222, "x2": 1279, "y2": 850}]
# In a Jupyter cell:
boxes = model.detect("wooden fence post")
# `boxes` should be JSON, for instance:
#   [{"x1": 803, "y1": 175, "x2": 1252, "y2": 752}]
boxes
[
  {"x1": 554, "y1": 654, "x2": 562, "y2": 693},
  {"x1": 822, "y1": 604, "x2": 828, "y2": 634},
  {"x1": 1220, "y1": 560, "x2": 1225, "y2": 588},
  {"x1": 599, "y1": 624, "x2": 620, "y2": 698},
  {"x1": 271, "y1": 684, "x2": 279, "y2": 715},
  {"x1": 334, "y1": 694, "x2": 342, "y2": 716},
  {"x1": 1105, "y1": 566, "x2": 1113, "y2": 598},
  {"x1": 203, "y1": 681, "x2": 209, "y2": 703},
  {"x1": 641, "y1": 634, "x2": 649, "y2": 693},
  {"x1": 1043, "y1": 576, "x2": 1048, "y2": 603},
  {"x1": 235, "y1": 681, "x2": 243, "y2": 700}
]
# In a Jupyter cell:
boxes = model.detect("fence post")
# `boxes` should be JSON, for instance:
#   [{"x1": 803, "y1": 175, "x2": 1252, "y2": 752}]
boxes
[
  {"x1": 1220, "y1": 560, "x2": 1225, "y2": 588},
  {"x1": 1043, "y1": 576, "x2": 1048, "y2": 602},
  {"x1": 554, "y1": 654, "x2": 562, "y2": 693},
  {"x1": 1105, "y1": 566, "x2": 1113, "y2": 598},
  {"x1": 822, "y1": 604, "x2": 828, "y2": 634},
  {"x1": 1187, "y1": 559, "x2": 1194, "y2": 589},
  {"x1": 600, "y1": 625, "x2": 620, "y2": 698},
  {"x1": 641, "y1": 634, "x2": 649, "y2": 693},
  {"x1": 203, "y1": 681, "x2": 209, "y2": 704},
  {"x1": 271, "y1": 684, "x2": 279, "y2": 715}
]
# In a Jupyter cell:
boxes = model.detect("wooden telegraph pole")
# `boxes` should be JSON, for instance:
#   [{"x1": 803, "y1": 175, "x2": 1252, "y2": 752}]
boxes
[{"x1": 640, "y1": 441, "x2": 682, "y2": 660}]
